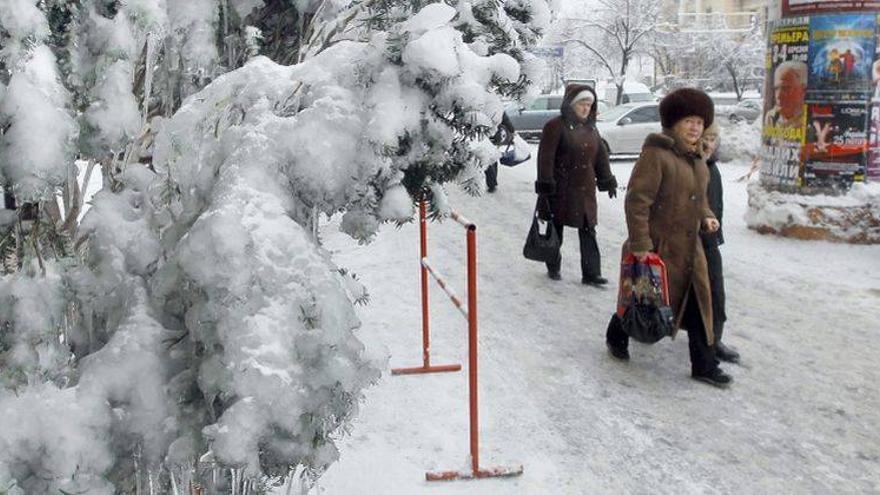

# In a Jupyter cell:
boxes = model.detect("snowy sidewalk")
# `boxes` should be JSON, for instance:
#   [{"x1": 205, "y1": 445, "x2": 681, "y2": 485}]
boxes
[{"x1": 311, "y1": 150, "x2": 880, "y2": 494}]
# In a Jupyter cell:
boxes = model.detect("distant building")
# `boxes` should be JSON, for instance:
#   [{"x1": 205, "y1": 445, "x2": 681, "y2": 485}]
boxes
[{"x1": 653, "y1": 0, "x2": 766, "y2": 93}]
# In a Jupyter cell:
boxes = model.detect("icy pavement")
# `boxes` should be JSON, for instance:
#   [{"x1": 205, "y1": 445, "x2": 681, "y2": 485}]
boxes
[{"x1": 309, "y1": 150, "x2": 880, "y2": 494}]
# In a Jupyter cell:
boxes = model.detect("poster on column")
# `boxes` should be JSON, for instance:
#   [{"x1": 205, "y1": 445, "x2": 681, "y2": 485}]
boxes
[
  {"x1": 803, "y1": 102, "x2": 868, "y2": 187},
  {"x1": 807, "y1": 14, "x2": 876, "y2": 100},
  {"x1": 868, "y1": 15, "x2": 880, "y2": 181},
  {"x1": 867, "y1": 104, "x2": 880, "y2": 180},
  {"x1": 761, "y1": 17, "x2": 810, "y2": 190}
]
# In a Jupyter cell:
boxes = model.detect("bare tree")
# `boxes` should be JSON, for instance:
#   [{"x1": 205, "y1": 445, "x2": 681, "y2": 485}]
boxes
[
  {"x1": 559, "y1": 0, "x2": 661, "y2": 104},
  {"x1": 650, "y1": 15, "x2": 765, "y2": 99},
  {"x1": 704, "y1": 25, "x2": 765, "y2": 100}
]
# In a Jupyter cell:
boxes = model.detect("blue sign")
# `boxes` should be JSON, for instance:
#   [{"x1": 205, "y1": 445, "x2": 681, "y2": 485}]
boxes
[{"x1": 529, "y1": 46, "x2": 564, "y2": 58}]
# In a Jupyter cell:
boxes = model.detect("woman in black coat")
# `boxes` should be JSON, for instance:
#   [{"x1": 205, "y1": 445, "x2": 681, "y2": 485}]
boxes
[{"x1": 701, "y1": 122, "x2": 740, "y2": 363}]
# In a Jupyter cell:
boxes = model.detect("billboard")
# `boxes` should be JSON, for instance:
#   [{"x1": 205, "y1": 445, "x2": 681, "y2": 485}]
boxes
[
  {"x1": 761, "y1": 17, "x2": 811, "y2": 189},
  {"x1": 802, "y1": 102, "x2": 868, "y2": 187},
  {"x1": 807, "y1": 14, "x2": 876, "y2": 99},
  {"x1": 866, "y1": 103, "x2": 880, "y2": 180}
]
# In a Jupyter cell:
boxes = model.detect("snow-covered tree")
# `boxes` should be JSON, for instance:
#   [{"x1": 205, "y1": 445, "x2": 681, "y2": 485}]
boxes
[
  {"x1": 651, "y1": 16, "x2": 764, "y2": 99},
  {"x1": 0, "y1": 0, "x2": 551, "y2": 493},
  {"x1": 701, "y1": 24, "x2": 764, "y2": 100},
  {"x1": 555, "y1": 0, "x2": 660, "y2": 104}
]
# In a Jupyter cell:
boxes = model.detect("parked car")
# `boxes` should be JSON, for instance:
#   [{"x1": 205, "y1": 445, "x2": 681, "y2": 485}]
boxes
[
  {"x1": 504, "y1": 95, "x2": 610, "y2": 140},
  {"x1": 594, "y1": 101, "x2": 661, "y2": 155},
  {"x1": 726, "y1": 98, "x2": 762, "y2": 123},
  {"x1": 595, "y1": 80, "x2": 657, "y2": 106},
  {"x1": 504, "y1": 94, "x2": 564, "y2": 139},
  {"x1": 707, "y1": 91, "x2": 762, "y2": 117}
]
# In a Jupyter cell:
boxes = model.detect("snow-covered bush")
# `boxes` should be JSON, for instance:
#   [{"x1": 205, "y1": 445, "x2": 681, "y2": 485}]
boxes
[{"x1": 0, "y1": 0, "x2": 551, "y2": 492}]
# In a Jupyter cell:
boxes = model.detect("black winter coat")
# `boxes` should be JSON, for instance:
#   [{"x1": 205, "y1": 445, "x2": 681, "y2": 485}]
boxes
[{"x1": 701, "y1": 156, "x2": 724, "y2": 247}]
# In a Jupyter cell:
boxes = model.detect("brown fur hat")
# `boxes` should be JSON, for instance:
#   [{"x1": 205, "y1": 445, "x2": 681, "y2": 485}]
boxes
[{"x1": 659, "y1": 88, "x2": 714, "y2": 129}]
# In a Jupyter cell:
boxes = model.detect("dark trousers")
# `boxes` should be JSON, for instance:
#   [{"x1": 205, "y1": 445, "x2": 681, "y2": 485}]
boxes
[
  {"x1": 485, "y1": 162, "x2": 498, "y2": 190},
  {"x1": 606, "y1": 288, "x2": 718, "y2": 375},
  {"x1": 703, "y1": 242, "x2": 727, "y2": 344},
  {"x1": 545, "y1": 223, "x2": 601, "y2": 279}
]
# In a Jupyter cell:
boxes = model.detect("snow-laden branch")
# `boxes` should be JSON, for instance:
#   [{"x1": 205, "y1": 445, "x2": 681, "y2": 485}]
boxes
[{"x1": 0, "y1": 1, "x2": 549, "y2": 491}]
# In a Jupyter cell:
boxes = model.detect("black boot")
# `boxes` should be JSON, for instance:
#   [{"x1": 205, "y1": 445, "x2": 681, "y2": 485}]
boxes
[
  {"x1": 716, "y1": 342, "x2": 741, "y2": 363},
  {"x1": 582, "y1": 275, "x2": 608, "y2": 286},
  {"x1": 607, "y1": 342, "x2": 630, "y2": 361},
  {"x1": 606, "y1": 314, "x2": 629, "y2": 361},
  {"x1": 692, "y1": 367, "x2": 733, "y2": 388},
  {"x1": 548, "y1": 270, "x2": 561, "y2": 281}
]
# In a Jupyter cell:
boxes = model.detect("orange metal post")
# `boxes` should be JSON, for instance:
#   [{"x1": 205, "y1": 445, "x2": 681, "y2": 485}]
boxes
[
  {"x1": 392, "y1": 201, "x2": 461, "y2": 376},
  {"x1": 466, "y1": 226, "x2": 479, "y2": 474},
  {"x1": 421, "y1": 201, "x2": 431, "y2": 368},
  {"x1": 425, "y1": 222, "x2": 523, "y2": 482}
]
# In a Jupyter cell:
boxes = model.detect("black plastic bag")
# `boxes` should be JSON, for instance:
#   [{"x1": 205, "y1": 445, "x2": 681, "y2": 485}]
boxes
[{"x1": 621, "y1": 301, "x2": 675, "y2": 344}]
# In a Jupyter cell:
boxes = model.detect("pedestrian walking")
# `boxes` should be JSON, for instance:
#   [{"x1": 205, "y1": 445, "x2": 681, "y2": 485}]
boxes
[
  {"x1": 485, "y1": 113, "x2": 515, "y2": 193},
  {"x1": 535, "y1": 84, "x2": 618, "y2": 286},
  {"x1": 701, "y1": 122, "x2": 740, "y2": 364},
  {"x1": 605, "y1": 88, "x2": 733, "y2": 388}
]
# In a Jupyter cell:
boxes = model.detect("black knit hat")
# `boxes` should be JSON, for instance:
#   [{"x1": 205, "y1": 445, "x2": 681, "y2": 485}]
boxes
[{"x1": 659, "y1": 88, "x2": 714, "y2": 129}]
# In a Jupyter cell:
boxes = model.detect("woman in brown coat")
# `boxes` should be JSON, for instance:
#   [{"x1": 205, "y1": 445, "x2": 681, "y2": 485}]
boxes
[
  {"x1": 535, "y1": 84, "x2": 618, "y2": 285},
  {"x1": 605, "y1": 88, "x2": 733, "y2": 388}
]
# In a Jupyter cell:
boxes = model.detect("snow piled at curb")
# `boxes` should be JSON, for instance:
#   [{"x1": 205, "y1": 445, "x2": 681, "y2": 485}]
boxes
[{"x1": 746, "y1": 181, "x2": 880, "y2": 243}]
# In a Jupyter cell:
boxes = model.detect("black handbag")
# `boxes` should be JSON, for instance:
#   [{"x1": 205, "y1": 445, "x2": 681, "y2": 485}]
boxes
[
  {"x1": 522, "y1": 199, "x2": 560, "y2": 263},
  {"x1": 617, "y1": 253, "x2": 676, "y2": 344}
]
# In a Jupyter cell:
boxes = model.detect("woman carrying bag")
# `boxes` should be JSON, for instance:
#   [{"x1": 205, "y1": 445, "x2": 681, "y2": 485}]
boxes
[
  {"x1": 534, "y1": 84, "x2": 618, "y2": 285},
  {"x1": 605, "y1": 88, "x2": 733, "y2": 389}
]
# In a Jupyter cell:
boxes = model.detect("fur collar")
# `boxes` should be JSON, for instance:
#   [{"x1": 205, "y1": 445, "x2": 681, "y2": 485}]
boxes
[{"x1": 643, "y1": 130, "x2": 701, "y2": 158}]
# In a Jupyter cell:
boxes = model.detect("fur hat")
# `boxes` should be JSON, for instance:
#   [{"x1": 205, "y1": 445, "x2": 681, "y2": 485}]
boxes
[{"x1": 659, "y1": 88, "x2": 714, "y2": 129}]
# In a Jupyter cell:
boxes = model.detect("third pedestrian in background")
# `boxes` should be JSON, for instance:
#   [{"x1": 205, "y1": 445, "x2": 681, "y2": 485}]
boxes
[
  {"x1": 701, "y1": 122, "x2": 741, "y2": 364},
  {"x1": 535, "y1": 84, "x2": 618, "y2": 286}
]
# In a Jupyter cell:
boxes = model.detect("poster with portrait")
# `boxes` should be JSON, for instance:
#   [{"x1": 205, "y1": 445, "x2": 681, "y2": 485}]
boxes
[
  {"x1": 807, "y1": 14, "x2": 875, "y2": 99},
  {"x1": 803, "y1": 102, "x2": 868, "y2": 187},
  {"x1": 761, "y1": 17, "x2": 810, "y2": 189}
]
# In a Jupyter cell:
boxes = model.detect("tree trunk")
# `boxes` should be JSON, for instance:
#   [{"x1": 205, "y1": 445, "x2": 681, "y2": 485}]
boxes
[
  {"x1": 616, "y1": 53, "x2": 630, "y2": 105},
  {"x1": 727, "y1": 63, "x2": 742, "y2": 101}
]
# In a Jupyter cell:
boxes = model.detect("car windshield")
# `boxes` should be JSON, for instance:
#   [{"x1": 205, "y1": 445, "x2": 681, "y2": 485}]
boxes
[
  {"x1": 597, "y1": 104, "x2": 637, "y2": 122},
  {"x1": 625, "y1": 93, "x2": 655, "y2": 102}
]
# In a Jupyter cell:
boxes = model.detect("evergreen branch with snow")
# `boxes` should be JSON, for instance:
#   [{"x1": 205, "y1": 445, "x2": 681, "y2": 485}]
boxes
[{"x1": 0, "y1": 0, "x2": 551, "y2": 492}]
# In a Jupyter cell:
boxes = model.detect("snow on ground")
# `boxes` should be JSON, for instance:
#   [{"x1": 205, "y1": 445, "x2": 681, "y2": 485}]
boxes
[{"x1": 308, "y1": 147, "x2": 880, "y2": 494}]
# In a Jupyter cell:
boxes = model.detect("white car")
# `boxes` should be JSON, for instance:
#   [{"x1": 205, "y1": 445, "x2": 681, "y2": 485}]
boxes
[{"x1": 595, "y1": 102, "x2": 661, "y2": 155}]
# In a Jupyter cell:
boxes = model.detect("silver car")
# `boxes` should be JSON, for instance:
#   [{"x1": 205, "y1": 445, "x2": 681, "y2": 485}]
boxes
[
  {"x1": 594, "y1": 102, "x2": 661, "y2": 155},
  {"x1": 726, "y1": 99, "x2": 762, "y2": 123},
  {"x1": 505, "y1": 95, "x2": 610, "y2": 140},
  {"x1": 505, "y1": 94, "x2": 565, "y2": 139}
]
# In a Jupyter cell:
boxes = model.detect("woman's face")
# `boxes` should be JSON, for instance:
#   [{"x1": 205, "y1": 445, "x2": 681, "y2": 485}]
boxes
[
  {"x1": 573, "y1": 98, "x2": 594, "y2": 120},
  {"x1": 673, "y1": 116, "x2": 705, "y2": 146},
  {"x1": 703, "y1": 134, "x2": 718, "y2": 156}
]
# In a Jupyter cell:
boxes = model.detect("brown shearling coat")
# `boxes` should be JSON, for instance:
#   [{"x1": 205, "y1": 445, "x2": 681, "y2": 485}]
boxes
[
  {"x1": 623, "y1": 131, "x2": 716, "y2": 344},
  {"x1": 536, "y1": 84, "x2": 615, "y2": 229}
]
